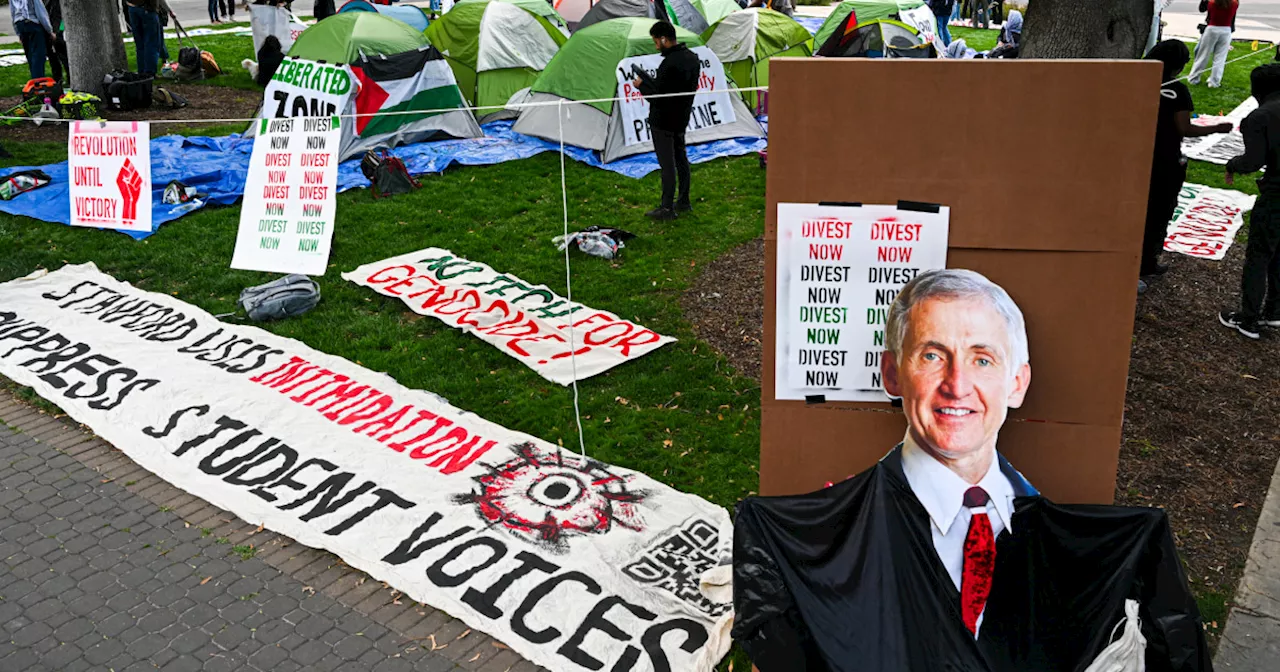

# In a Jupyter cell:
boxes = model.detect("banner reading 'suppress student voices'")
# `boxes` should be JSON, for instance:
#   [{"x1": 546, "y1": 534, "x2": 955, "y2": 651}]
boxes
[
  {"x1": 0, "y1": 265, "x2": 732, "y2": 672},
  {"x1": 343, "y1": 249, "x2": 675, "y2": 385}
]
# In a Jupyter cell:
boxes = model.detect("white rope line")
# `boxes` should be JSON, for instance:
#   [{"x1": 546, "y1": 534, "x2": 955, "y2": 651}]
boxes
[
  {"x1": 555, "y1": 99, "x2": 587, "y2": 458},
  {"x1": 1162, "y1": 41, "x2": 1276, "y2": 86},
  {"x1": 0, "y1": 86, "x2": 771, "y2": 126}
]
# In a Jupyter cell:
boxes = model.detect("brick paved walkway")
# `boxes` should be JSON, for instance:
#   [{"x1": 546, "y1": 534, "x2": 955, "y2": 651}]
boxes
[{"x1": 0, "y1": 391, "x2": 541, "y2": 672}]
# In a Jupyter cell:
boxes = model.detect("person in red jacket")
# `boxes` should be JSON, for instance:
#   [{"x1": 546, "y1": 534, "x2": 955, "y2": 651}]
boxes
[{"x1": 1189, "y1": 0, "x2": 1239, "y2": 88}]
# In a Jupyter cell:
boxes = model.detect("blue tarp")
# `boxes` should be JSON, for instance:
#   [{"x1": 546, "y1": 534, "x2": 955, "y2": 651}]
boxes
[
  {"x1": 0, "y1": 121, "x2": 766, "y2": 239},
  {"x1": 796, "y1": 16, "x2": 824, "y2": 35}
]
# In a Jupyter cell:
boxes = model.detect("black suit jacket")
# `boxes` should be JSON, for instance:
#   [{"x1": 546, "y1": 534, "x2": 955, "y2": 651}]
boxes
[{"x1": 731, "y1": 446, "x2": 1212, "y2": 672}]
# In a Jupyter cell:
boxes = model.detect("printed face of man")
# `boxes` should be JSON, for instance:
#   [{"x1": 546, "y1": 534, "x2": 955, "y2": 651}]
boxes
[{"x1": 881, "y1": 296, "x2": 1031, "y2": 461}]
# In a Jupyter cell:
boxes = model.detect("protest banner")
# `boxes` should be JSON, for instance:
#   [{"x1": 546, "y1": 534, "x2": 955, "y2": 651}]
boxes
[
  {"x1": 249, "y1": 5, "x2": 308, "y2": 55},
  {"x1": 231, "y1": 116, "x2": 340, "y2": 276},
  {"x1": 775, "y1": 203, "x2": 949, "y2": 402},
  {"x1": 0, "y1": 264, "x2": 733, "y2": 672},
  {"x1": 898, "y1": 5, "x2": 938, "y2": 38},
  {"x1": 1182, "y1": 98, "x2": 1257, "y2": 166},
  {"x1": 68, "y1": 121, "x2": 152, "y2": 234},
  {"x1": 263, "y1": 57, "x2": 356, "y2": 121},
  {"x1": 343, "y1": 249, "x2": 676, "y2": 385},
  {"x1": 614, "y1": 47, "x2": 736, "y2": 147},
  {"x1": 1164, "y1": 182, "x2": 1256, "y2": 260}
]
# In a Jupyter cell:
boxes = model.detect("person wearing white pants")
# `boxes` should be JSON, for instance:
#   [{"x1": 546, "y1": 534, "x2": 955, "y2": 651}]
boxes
[{"x1": 1189, "y1": 0, "x2": 1238, "y2": 88}]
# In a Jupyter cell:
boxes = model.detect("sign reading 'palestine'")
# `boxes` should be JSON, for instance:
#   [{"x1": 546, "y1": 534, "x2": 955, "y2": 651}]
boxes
[
  {"x1": 231, "y1": 116, "x2": 340, "y2": 276},
  {"x1": 0, "y1": 264, "x2": 733, "y2": 672},
  {"x1": 775, "y1": 203, "x2": 950, "y2": 402}
]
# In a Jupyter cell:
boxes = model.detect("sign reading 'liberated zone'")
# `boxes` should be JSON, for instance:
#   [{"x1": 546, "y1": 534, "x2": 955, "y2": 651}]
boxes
[
  {"x1": 0, "y1": 264, "x2": 733, "y2": 672},
  {"x1": 775, "y1": 203, "x2": 950, "y2": 402},
  {"x1": 232, "y1": 116, "x2": 341, "y2": 276}
]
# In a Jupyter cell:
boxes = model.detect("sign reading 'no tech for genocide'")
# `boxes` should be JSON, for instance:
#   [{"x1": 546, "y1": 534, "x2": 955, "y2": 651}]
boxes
[
  {"x1": 775, "y1": 203, "x2": 950, "y2": 402},
  {"x1": 232, "y1": 116, "x2": 340, "y2": 276},
  {"x1": 0, "y1": 264, "x2": 733, "y2": 672},
  {"x1": 68, "y1": 121, "x2": 152, "y2": 233}
]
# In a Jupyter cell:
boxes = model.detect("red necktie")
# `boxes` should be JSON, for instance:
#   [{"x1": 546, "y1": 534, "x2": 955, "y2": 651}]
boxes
[{"x1": 960, "y1": 486, "x2": 996, "y2": 635}]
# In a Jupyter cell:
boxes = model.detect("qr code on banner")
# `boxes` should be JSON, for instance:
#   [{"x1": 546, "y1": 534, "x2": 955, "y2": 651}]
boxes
[{"x1": 623, "y1": 519, "x2": 729, "y2": 616}]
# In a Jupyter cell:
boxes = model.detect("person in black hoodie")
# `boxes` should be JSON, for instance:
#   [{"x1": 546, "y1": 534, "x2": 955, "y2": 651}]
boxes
[
  {"x1": 632, "y1": 21, "x2": 700, "y2": 220},
  {"x1": 255, "y1": 35, "x2": 285, "y2": 87},
  {"x1": 1222, "y1": 63, "x2": 1280, "y2": 338}
]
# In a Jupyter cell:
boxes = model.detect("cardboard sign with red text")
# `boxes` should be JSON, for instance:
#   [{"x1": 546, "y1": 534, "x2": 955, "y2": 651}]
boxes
[
  {"x1": 68, "y1": 121, "x2": 152, "y2": 233},
  {"x1": 343, "y1": 249, "x2": 675, "y2": 385},
  {"x1": 232, "y1": 116, "x2": 340, "y2": 276},
  {"x1": 614, "y1": 47, "x2": 736, "y2": 147},
  {"x1": 775, "y1": 203, "x2": 950, "y2": 402},
  {"x1": 1164, "y1": 182, "x2": 1256, "y2": 260}
]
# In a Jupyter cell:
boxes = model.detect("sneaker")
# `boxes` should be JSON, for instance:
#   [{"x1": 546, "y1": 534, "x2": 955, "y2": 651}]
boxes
[
  {"x1": 1137, "y1": 279, "x2": 1148, "y2": 295},
  {"x1": 646, "y1": 207, "x2": 677, "y2": 221},
  {"x1": 1219, "y1": 311, "x2": 1262, "y2": 339},
  {"x1": 675, "y1": 202, "x2": 692, "y2": 213}
]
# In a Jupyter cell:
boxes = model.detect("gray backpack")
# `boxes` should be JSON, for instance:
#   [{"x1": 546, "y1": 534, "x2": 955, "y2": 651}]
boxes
[{"x1": 237, "y1": 275, "x2": 320, "y2": 321}]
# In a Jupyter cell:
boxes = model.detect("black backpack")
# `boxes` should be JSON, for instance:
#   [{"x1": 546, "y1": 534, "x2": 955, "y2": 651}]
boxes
[
  {"x1": 360, "y1": 149, "x2": 420, "y2": 199},
  {"x1": 102, "y1": 70, "x2": 153, "y2": 111}
]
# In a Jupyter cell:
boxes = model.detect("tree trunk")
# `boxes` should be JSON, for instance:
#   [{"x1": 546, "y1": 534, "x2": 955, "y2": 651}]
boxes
[
  {"x1": 65, "y1": 0, "x2": 128, "y2": 96},
  {"x1": 1021, "y1": 0, "x2": 1154, "y2": 59}
]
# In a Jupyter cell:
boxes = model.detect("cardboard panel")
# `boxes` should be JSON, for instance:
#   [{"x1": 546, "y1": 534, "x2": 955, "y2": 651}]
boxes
[
  {"x1": 764, "y1": 59, "x2": 1161, "y2": 253},
  {"x1": 759, "y1": 406, "x2": 1122, "y2": 504},
  {"x1": 761, "y1": 60, "x2": 1158, "y2": 507}
]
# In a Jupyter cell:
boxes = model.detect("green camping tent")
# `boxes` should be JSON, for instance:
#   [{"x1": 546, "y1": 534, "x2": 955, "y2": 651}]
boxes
[
  {"x1": 814, "y1": 18, "x2": 932, "y2": 58},
  {"x1": 812, "y1": 0, "x2": 928, "y2": 52},
  {"x1": 687, "y1": 0, "x2": 741, "y2": 27},
  {"x1": 423, "y1": 0, "x2": 570, "y2": 121},
  {"x1": 703, "y1": 8, "x2": 811, "y2": 111},
  {"x1": 288, "y1": 12, "x2": 429, "y2": 63},
  {"x1": 512, "y1": 17, "x2": 763, "y2": 162}
]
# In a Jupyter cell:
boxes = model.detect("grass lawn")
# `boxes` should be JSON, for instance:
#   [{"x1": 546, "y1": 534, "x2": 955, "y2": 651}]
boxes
[{"x1": 0, "y1": 24, "x2": 1272, "y2": 669}]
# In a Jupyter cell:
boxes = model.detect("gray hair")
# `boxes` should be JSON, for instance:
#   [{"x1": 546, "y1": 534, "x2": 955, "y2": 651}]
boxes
[{"x1": 884, "y1": 269, "x2": 1030, "y2": 370}]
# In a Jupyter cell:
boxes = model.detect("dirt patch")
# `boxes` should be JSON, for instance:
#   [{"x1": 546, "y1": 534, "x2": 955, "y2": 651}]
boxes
[
  {"x1": 681, "y1": 238, "x2": 765, "y2": 381},
  {"x1": 1, "y1": 83, "x2": 259, "y2": 143},
  {"x1": 684, "y1": 235, "x2": 1279, "y2": 606}
]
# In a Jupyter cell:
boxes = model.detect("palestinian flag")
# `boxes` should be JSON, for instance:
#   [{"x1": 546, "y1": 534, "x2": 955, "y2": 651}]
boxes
[{"x1": 350, "y1": 47, "x2": 469, "y2": 138}]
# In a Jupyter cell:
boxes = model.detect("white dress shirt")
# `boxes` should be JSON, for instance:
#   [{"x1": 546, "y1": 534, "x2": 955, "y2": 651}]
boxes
[{"x1": 900, "y1": 431, "x2": 1016, "y2": 636}]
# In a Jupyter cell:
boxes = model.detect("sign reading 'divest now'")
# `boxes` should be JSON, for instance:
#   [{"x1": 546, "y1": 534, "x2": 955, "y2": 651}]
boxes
[
  {"x1": 614, "y1": 46, "x2": 735, "y2": 147},
  {"x1": 232, "y1": 116, "x2": 340, "y2": 276},
  {"x1": 775, "y1": 203, "x2": 949, "y2": 402},
  {"x1": 68, "y1": 121, "x2": 152, "y2": 233}
]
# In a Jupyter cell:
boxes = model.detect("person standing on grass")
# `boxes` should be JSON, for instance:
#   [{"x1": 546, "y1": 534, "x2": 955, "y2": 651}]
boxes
[
  {"x1": 43, "y1": 0, "x2": 69, "y2": 85},
  {"x1": 631, "y1": 21, "x2": 700, "y2": 221},
  {"x1": 928, "y1": 0, "x2": 954, "y2": 46},
  {"x1": 1141, "y1": 41, "x2": 1233, "y2": 293},
  {"x1": 1189, "y1": 0, "x2": 1238, "y2": 88},
  {"x1": 1222, "y1": 64, "x2": 1280, "y2": 339},
  {"x1": 125, "y1": 0, "x2": 163, "y2": 75},
  {"x1": 10, "y1": 0, "x2": 55, "y2": 81}
]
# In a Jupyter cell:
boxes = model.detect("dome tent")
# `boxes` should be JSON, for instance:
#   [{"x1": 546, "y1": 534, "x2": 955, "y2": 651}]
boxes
[
  {"x1": 424, "y1": 0, "x2": 570, "y2": 121},
  {"x1": 512, "y1": 17, "x2": 763, "y2": 163},
  {"x1": 337, "y1": 0, "x2": 432, "y2": 32},
  {"x1": 812, "y1": 0, "x2": 929, "y2": 53},
  {"x1": 578, "y1": 0, "x2": 738, "y2": 34},
  {"x1": 575, "y1": 0, "x2": 656, "y2": 31},
  {"x1": 702, "y1": 8, "x2": 811, "y2": 111},
  {"x1": 288, "y1": 12, "x2": 428, "y2": 63},
  {"x1": 256, "y1": 14, "x2": 483, "y2": 161},
  {"x1": 815, "y1": 18, "x2": 933, "y2": 58}
]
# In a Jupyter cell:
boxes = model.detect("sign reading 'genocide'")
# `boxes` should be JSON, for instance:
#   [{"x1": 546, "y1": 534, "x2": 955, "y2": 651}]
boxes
[
  {"x1": 231, "y1": 116, "x2": 341, "y2": 276},
  {"x1": 775, "y1": 203, "x2": 950, "y2": 402},
  {"x1": 0, "y1": 264, "x2": 733, "y2": 672},
  {"x1": 1165, "y1": 182, "x2": 1256, "y2": 260},
  {"x1": 344, "y1": 249, "x2": 676, "y2": 385}
]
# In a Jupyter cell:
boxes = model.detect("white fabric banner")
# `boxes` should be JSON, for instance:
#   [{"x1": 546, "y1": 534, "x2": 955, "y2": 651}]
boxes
[
  {"x1": 0, "y1": 264, "x2": 732, "y2": 672},
  {"x1": 1182, "y1": 98, "x2": 1258, "y2": 165},
  {"x1": 775, "y1": 203, "x2": 950, "y2": 402},
  {"x1": 614, "y1": 47, "x2": 737, "y2": 147},
  {"x1": 898, "y1": 5, "x2": 938, "y2": 37},
  {"x1": 342, "y1": 249, "x2": 676, "y2": 385},
  {"x1": 1164, "y1": 182, "x2": 1256, "y2": 260},
  {"x1": 68, "y1": 121, "x2": 152, "y2": 234},
  {"x1": 231, "y1": 116, "x2": 340, "y2": 276},
  {"x1": 263, "y1": 58, "x2": 357, "y2": 121},
  {"x1": 250, "y1": 5, "x2": 309, "y2": 56}
]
